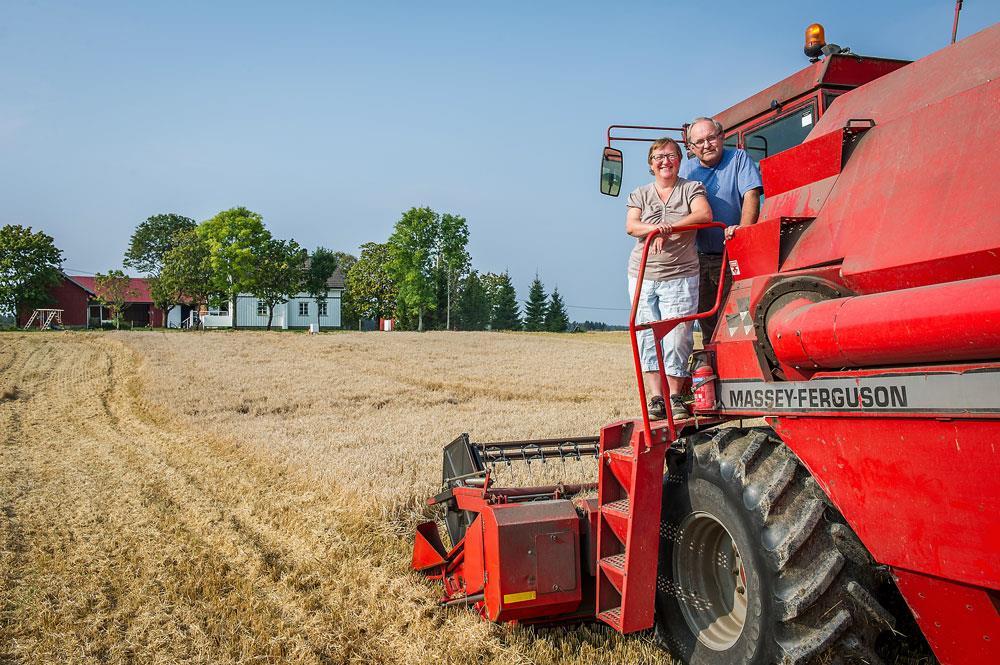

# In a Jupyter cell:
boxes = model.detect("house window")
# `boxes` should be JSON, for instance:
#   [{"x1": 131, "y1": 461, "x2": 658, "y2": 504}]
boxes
[
  {"x1": 318, "y1": 301, "x2": 328, "y2": 317},
  {"x1": 257, "y1": 302, "x2": 267, "y2": 317},
  {"x1": 298, "y1": 301, "x2": 309, "y2": 316}
]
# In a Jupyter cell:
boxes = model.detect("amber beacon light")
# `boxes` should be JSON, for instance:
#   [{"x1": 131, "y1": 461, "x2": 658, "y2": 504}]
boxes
[{"x1": 804, "y1": 23, "x2": 826, "y2": 61}]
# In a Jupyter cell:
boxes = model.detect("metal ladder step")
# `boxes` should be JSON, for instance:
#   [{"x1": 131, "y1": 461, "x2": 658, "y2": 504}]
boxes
[{"x1": 597, "y1": 607, "x2": 622, "y2": 631}]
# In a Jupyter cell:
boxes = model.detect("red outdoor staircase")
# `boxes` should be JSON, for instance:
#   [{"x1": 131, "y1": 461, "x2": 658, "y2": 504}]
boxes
[{"x1": 595, "y1": 418, "x2": 678, "y2": 633}]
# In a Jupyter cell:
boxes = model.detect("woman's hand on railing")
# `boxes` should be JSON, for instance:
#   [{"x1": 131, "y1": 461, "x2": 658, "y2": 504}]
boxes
[{"x1": 649, "y1": 224, "x2": 673, "y2": 254}]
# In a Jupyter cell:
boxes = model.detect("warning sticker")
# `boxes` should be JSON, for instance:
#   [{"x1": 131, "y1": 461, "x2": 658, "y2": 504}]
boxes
[
  {"x1": 729, "y1": 259, "x2": 740, "y2": 276},
  {"x1": 801, "y1": 112, "x2": 813, "y2": 127},
  {"x1": 726, "y1": 314, "x2": 740, "y2": 338},
  {"x1": 735, "y1": 297, "x2": 753, "y2": 335}
]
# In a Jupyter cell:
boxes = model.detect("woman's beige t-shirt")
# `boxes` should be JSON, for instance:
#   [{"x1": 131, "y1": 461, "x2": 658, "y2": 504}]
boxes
[{"x1": 626, "y1": 178, "x2": 707, "y2": 281}]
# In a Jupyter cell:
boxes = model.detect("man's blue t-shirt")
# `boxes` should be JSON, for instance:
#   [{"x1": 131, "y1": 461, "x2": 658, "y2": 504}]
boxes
[{"x1": 679, "y1": 148, "x2": 763, "y2": 255}]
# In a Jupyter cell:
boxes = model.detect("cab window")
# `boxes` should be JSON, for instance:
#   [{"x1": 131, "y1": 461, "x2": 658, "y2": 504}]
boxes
[{"x1": 744, "y1": 102, "x2": 818, "y2": 165}]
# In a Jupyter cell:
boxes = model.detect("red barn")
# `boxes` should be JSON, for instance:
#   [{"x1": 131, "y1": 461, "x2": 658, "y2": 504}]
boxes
[{"x1": 17, "y1": 274, "x2": 166, "y2": 328}]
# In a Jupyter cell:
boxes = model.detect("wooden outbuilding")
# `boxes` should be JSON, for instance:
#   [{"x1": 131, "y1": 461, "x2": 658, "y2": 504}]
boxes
[{"x1": 16, "y1": 274, "x2": 165, "y2": 328}]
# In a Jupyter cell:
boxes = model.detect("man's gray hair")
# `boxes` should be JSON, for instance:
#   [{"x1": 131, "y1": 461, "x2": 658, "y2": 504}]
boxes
[{"x1": 689, "y1": 116, "x2": 725, "y2": 135}]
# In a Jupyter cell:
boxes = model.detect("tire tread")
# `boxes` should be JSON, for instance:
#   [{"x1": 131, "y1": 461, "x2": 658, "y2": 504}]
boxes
[{"x1": 657, "y1": 427, "x2": 910, "y2": 665}]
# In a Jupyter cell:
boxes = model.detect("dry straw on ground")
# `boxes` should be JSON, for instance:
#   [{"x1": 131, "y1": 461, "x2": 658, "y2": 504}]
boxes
[{"x1": 0, "y1": 330, "x2": 675, "y2": 664}]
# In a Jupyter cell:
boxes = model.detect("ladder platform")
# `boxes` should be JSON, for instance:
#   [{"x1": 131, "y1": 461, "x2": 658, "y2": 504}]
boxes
[
  {"x1": 597, "y1": 607, "x2": 622, "y2": 631},
  {"x1": 599, "y1": 554, "x2": 626, "y2": 591},
  {"x1": 602, "y1": 498, "x2": 630, "y2": 516}
]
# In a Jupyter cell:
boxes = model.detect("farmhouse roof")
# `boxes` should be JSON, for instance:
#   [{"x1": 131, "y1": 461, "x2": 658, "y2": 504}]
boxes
[
  {"x1": 301, "y1": 259, "x2": 346, "y2": 289},
  {"x1": 327, "y1": 265, "x2": 345, "y2": 289},
  {"x1": 64, "y1": 274, "x2": 155, "y2": 303}
]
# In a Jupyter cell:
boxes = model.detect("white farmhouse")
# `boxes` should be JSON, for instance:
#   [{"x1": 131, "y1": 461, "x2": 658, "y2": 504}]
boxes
[{"x1": 168, "y1": 267, "x2": 346, "y2": 330}]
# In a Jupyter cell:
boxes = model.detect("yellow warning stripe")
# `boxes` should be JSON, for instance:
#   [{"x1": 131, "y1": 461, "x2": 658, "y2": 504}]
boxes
[{"x1": 503, "y1": 590, "x2": 537, "y2": 604}]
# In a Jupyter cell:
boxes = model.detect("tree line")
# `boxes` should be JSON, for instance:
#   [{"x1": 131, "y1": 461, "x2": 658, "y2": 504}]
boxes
[
  {"x1": 351, "y1": 206, "x2": 569, "y2": 332},
  {"x1": 0, "y1": 211, "x2": 339, "y2": 330},
  {"x1": 1, "y1": 206, "x2": 576, "y2": 332}
]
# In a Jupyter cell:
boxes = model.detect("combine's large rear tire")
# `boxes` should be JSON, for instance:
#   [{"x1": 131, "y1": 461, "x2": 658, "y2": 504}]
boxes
[{"x1": 654, "y1": 427, "x2": 900, "y2": 665}]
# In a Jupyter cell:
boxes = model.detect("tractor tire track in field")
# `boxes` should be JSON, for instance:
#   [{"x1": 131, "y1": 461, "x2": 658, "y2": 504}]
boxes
[
  {"x1": 0, "y1": 339, "x2": 51, "y2": 665},
  {"x1": 0, "y1": 333, "x2": 669, "y2": 665},
  {"x1": 0, "y1": 336, "x2": 393, "y2": 663}
]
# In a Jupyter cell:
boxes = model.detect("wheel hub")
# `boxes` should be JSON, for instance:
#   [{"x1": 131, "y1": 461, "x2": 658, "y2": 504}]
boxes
[{"x1": 672, "y1": 511, "x2": 748, "y2": 651}]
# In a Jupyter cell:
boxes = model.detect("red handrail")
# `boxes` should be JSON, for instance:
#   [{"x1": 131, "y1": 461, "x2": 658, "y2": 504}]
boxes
[{"x1": 629, "y1": 222, "x2": 729, "y2": 447}]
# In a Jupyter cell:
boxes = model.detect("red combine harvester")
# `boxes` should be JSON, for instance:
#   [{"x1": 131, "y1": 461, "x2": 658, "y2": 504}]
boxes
[{"x1": 413, "y1": 23, "x2": 1000, "y2": 665}]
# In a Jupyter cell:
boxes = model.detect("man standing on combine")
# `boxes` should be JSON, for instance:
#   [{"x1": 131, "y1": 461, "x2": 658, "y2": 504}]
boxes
[{"x1": 680, "y1": 117, "x2": 763, "y2": 343}]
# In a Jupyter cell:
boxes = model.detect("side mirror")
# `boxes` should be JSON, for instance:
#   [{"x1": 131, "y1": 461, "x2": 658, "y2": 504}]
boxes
[{"x1": 600, "y1": 147, "x2": 623, "y2": 197}]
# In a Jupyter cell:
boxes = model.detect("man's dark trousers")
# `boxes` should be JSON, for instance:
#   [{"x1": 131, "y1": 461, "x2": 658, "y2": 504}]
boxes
[{"x1": 698, "y1": 253, "x2": 732, "y2": 344}]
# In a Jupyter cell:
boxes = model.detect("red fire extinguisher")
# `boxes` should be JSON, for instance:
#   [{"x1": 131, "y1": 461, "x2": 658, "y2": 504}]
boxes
[{"x1": 692, "y1": 363, "x2": 717, "y2": 411}]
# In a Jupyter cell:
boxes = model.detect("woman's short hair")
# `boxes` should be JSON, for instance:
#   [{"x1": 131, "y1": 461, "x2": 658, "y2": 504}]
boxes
[{"x1": 647, "y1": 137, "x2": 682, "y2": 163}]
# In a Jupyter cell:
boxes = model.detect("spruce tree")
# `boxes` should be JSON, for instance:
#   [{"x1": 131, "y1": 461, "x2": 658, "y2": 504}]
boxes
[
  {"x1": 456, "y1": 271, "x2": 490, "y2": 330},
  {"x1": 524, "y1": 275, "x2": 547, "y2": 331},
  {"x1": 490, "y1": 271, "x2": 521, "y2": 330},
  {"x1": 544, "y1": 287, "x2": 569, "y2": 332}
]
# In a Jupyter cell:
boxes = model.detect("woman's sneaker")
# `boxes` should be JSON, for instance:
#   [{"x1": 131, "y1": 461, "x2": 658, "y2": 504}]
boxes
[
  {"x1": 670, "y1": 395, "x2": 690, "y2": 420},
  {"x1": 648, "y1": 396, "x2": 667, "y2": 420}
]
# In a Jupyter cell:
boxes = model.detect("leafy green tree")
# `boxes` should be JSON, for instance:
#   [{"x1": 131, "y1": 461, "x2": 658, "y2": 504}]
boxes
[
  {"x1": 250, "y1": 238, "x2": 307, "y2": 330},
  {"x1": 424, "y1": 267, "x2": 448, "y2": 330},
  {"x1": 333, "y1": 251, "x2": 356, "y2": 275},
  {"x1": 123, "y1": 214, "x2": 197, "y2": 326},
  {"x1": 95, "y1": 270, "x2": 137, "y2": 330},
  {"x1": 159, "y1": 229, "x2": 215, "y2": 325},
  {"x1": 0, "y1": 224, "x2": 63, "y2": 318},
  {"x1": 147, "y1": 274, "x2": 175, "y2": 326},
  {"x1": 439, "y1": 213, "x2": 470, "y2": 330},
  {"x1": 123, "y1": 213, "x2": 197, "y2": 274},
  {"x1": 198, "y1": 207, "x2": 272, "y2": 329},
  {"x1": 333, "y1": 251, "x2": 359, "y2": 329},
  {"x1": 387, "y1": 207, "x2": 440, "y2": 331},
  {"x1": 456, "y1": 271, "x2": 490, "y2": 330},
  {"x1": 480, "y1": 272, "x2": 503, "y2": 309},
  {"x1": 347, "y1": 242, "x2": 397, "y2": 326},
  {"x1": 544, "y1": 287, "x2": 570, "y2": 332},
  {"x1": 302, "y1": 247, "x2": 339, "y2": 328},
  {"x1": 489, "y1": 271, "x2": 521, "y2": 330},
  {"x1": 523, "y1": 275, "x2": 547, "y2": 332}
]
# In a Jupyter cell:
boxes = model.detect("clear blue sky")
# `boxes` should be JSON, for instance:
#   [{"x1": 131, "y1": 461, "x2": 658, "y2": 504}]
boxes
[{"x1": 2, "y1": 1, "x2": 997, "y2": 324}]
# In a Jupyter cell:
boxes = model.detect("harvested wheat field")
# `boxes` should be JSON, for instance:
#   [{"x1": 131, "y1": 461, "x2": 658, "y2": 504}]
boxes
[{"x1": 0, "y1": 330, "x2": 679, "y2": 664}]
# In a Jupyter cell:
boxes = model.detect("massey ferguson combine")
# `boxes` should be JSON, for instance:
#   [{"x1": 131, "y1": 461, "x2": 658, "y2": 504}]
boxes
[{"x1": 412, "y1": 22, "x2": 1000, "y2": 665}]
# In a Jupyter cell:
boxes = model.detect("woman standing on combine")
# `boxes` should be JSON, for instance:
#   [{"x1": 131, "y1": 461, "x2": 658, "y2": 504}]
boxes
[{"x1": 625, "y1": 137, "x2": 712, "y2": 421}]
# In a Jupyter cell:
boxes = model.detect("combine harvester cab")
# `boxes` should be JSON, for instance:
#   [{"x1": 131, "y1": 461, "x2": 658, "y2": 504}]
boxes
[{"x1": 414, "y1": 22, "x2": 1000, "y2": 665}]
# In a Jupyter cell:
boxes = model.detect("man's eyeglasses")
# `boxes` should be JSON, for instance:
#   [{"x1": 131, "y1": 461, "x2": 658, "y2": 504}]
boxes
[
  {"x1": 689, "y1": 133, "x2": 722, "y2": 149},
  {"x1": 651, "y1": 153, "x2": 680, "y2": 163}
]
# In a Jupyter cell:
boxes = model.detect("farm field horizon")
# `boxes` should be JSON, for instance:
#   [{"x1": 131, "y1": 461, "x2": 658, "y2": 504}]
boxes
[{"x1": 0, "y1": 330, "x2": 676, "y2": 664}]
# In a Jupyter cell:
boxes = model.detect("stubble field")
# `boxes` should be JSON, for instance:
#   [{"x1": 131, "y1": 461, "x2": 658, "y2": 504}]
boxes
[{"x1": 0, "y1": 330, "x2": 675, "y2": 664}]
